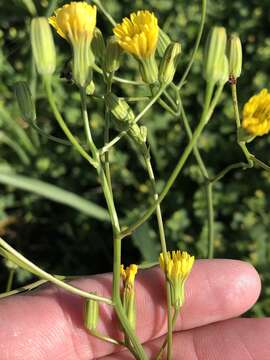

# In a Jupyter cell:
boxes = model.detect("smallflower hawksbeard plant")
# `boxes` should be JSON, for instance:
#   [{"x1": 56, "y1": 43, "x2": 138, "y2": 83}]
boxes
[{"x1": 2, "y1": 0, "x2": 270, "y2": 359}]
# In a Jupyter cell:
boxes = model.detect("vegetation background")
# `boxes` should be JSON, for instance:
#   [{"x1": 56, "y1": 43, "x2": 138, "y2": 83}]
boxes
[{"x1": 0, "y1": 0, "x2": 269, "y2": 317}]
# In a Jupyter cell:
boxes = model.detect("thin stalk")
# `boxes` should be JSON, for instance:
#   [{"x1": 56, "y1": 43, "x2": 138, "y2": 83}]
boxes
[
  {"x1": 45, "y1": 0, "x2": 59, "y2": 17},
  {"x1": 210, "y1": 162, "x2": 248, "y2": 184},
  {"x1": 155, "y1": 308, "x2": 180, "y2": 360},
  {"x1": 206, "y1": 183, "x2": 214, "y2": 258},
  {"x1": 178, "y1": 98, "x2": 214, "y2": 258},
  {"x1": 103, "y1": 73, "x2": 114, "y2": 192},
  {"x1": 121, "y1": 81, "x2": 217, "y2": 238},
  {"x1": 231, "y1": 83, "x2": 253, "y2": 166},
  {"x1": 0, "y1": 238, "x2": 112, "y2": 304},
  {"x1": 44, "y1": 76, "x2": 98, "y2": 168},
  {"x1": 80, "y1": 88, "x2": 99, "y2": 163},
  {"x1": 6, "y1": 268, "x2": 15, "y2": 292},
  {"x1": 90, "y1": 330, "x2": 123, "y2": 346},
  {"x1": 100, "y1": 86, "x2": 166, "y2": 155},
  {"x1": 98, "y1": 167, "x2": 148, "y2": 360},
  {"x1": 143, "y1": 152, "x2": 173, "y2": 359},
  {"x1": 93, "y1": 64, "x2": 144, "y2": 86},
  {"x1": 252, "y1": 156, "x2": 270, "y2": 172},
  {"x1": 177, "y1": 0, "x2": 207, "y2": 90},
  {"x1": 91, "y1": 0, "x2": 116, "y2": 26}
]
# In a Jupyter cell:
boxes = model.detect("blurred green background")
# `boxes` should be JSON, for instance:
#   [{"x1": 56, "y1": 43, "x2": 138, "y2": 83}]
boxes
[{"x1": 0, "y1": 0, "x2": 270, "y2": 316}]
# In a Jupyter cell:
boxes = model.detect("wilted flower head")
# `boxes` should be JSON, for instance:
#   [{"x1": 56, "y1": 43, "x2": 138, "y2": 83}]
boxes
[
  {"x1": 113, "y1": 10, "x2": 159, "y2": 59},
  {"x1": 121, "y1": 264, "x2": 138, "y2": 289},
  {"x1": 121, "y1": 264, "x2": 138, "y2": 330},
  {"x1": 160, "y1": 250, "x2": 194, "y2": 308},
  {"x1": 242, "y1": 89, "x2": 270, "y2": 136},
  {"x1": 49, "y1": 2, "x2": 97, "y2": 45}
]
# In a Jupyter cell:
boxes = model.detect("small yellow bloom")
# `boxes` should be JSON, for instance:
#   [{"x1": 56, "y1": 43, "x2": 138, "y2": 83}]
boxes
[
  {"x1": 242, "y1": 89, "x2": 270, "y2": 136},
  {"x1": 49, "y1": 2, "x2": 97, "y2": 45},
  {"x1": 113, "y1": 11, "x2": 159, "y2": 59},
  {"x1": 160, "y1": 251, "x2": 194, "y2": 308},
  {"x1": 121, "y1": 264, "x2": 138, "y2": 330},
  {"x1": 49, "y1": 2, "x2": 96, "y2": 87},
  {"x1": 121, "y1": 264, "x2": 138, "y2": 289}
]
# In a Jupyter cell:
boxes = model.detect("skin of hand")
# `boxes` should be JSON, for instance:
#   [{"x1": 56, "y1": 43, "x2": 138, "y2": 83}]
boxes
[{"x1": 0, "y1": 259, "x2": 269, "y2": 360}]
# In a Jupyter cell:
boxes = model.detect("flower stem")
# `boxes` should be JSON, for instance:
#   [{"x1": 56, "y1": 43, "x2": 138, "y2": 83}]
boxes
[
  {"x1": 121, "y1": 81, "x2": 217, "y2": 239},
  {"x1": 100, "y1": 86, "x2": 166, "y2": 155},
  {"x1": 44, "y1": 76, "x2": 98, "y2": 168},
  {"x1": 6, "y1": 268, "x2": 15, "y2": 292},
  {"x1": 177, "y1": 0, "x2": 208, "y2": 90}
]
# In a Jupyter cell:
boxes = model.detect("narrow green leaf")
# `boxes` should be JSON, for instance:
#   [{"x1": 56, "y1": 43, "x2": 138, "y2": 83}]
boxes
[{"x1": 0, "y1": 172, "x2": 110, "y2": 221}]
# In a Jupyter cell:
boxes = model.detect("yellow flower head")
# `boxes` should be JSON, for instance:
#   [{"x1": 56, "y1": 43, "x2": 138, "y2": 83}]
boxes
[
  {"x1": 113, "y1": 10, "x2": 159, "y2": 59},
  {"x1": 242, "y1": 89, "x2": 270, "y2": 137},
  {"x1": 160, "y1": 251, "x2": 194, "y2": 308},
  {"x1": 48, "y1": 2, "x2": 97, "y2": 45},
  {"x1": 121, "y1": 264, "x2": 138, "y2": 289}
]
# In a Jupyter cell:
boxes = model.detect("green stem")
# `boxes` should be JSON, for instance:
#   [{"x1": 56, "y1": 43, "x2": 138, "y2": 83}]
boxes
[
  {"x1": 210, "y1": 162, "x2": 248, "y2": 184},
  {"x1": 80, "y1": 88, "x2": 99, "y2": 163},
  {"x1": 177, "y1": 0, "x2": 207, "y2": 90},
  {"x1": 252, "y1": 156, "x2": 270, "y2": 172},
  {"x1": 231, "y1": 83, "x2": 253, "y2": 166},
  {"x1": 103, "y1": 73, "x2": 114, "y2": 192},
  {"x1": 45, "y1": 0, "x2": 58, "y2": 17},
  {"x1": 155, "y1": 308, "x2": 180, "y2": 360},
  {"x1": 92, "y1": 0, "x2": 117, "y2": 26},
  {"x1": 178, "y1": 98, "x2": 215, "y2": 258},
  {"x1": 100, "y1": 86, "x2": 166, "y2": 155},
  {"x1": 6, "y1": 268, "x2": 15, "y2": 292},
  {"x1": 143, "y1": 151, "x2": 173, "y2": 359},
  {"x1": 90, "y1": 330, "x2": 123, "y2": 346},
  {"x1": 93, "y1": 64, "x2": 144, "y2": 86},
  {"x1": 121, "y1": 81, "x2": 217, "y2": 238},
  {"x1": 206, "y1": 183, "x2": 214, "y2": 258},
  {"x1": 98, "y1": 167, "x2": 148, "y2": 360},
  {"x1": 44, "y1": 77, "x2": 98, "y2": 168}
]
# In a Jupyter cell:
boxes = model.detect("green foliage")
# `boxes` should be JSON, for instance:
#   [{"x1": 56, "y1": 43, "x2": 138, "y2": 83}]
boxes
[{"x1": 0, "y1": 0, "x2": 270, "y2": 318}]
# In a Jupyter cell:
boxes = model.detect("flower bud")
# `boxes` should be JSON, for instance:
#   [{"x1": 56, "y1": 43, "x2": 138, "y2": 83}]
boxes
[
  {"x1": 218, "y1": 55, "x2": 229, "y2": 85},
  {"x1": 157, "y1": 28, "x2": 171, "y2": 57},
  {"x1": 84, "y1": 298, "x2": 99, "y2": 331},
  {"x1": 105, "y1": 93, "x2": 135, "y2": 130},
  {"x1": 203, "y1": 26, "x2": 227, "y2": 85},
  {"x1": 14, "y1": 81, "x2": 36, "y2": 122},
  {"x1": 159, "y1": 42, "x2": 181, "y2": 85},
  {"x1": 121, "y1": 264, "x2": 138, "y2": 331},
  {"x1": 104, "y1": 36, "x2": 122, "y2": 73},
  {"x1": 228, "y1": 33, "x2": 242, "y2": 80},
  {"x1": 128, "y1": 124, "x2": 147, "y2": 145},
  {"x1": 92, "y1": 28, "x2": 105, "y2": 60},
  {"x1": 31, "y1": 17, "x2": 56, "y2": 76}
]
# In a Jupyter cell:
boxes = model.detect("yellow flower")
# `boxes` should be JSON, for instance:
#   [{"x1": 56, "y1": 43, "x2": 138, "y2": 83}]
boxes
[
  {"x1": 121, "y1": 264, "x2": 138, "y2": 330},
  {"x1": 160, "y1": 251, "x2": 194, "y2": 308},
  {"x1": 49, "y1": 2, "x2": 96, "y2": 87},
  {"x1": 113, "y1": 11, "x2": 159, "y2": 59},
  {"x1": 48, "y1": 2, "x2": 96, "y2": 45},
  {"x1": 242, "y1": 89, "x2": 270, "y2": 136},
  {"x1": 121, "y1": 264, "x2": 138, "y2": 289}
]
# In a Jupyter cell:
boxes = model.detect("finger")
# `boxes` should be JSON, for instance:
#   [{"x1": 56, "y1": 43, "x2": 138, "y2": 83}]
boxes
[
  {"x1": 0, "y1": 260, "x2": 260, "y2": 360},
  {"x1": 100, "y1": 318, "x2": 270, "y2": 360}
]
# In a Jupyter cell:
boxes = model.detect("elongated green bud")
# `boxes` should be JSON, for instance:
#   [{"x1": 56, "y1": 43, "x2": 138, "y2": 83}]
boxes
[
  {"x1": 218, "y1": 55, "x2": 229, "y2": 85},
  {"x1": 92, "y1": 28, "x2": 105, "y2": 59},
  {"x1": 228, "y1": 33, "x2": 242, "y2": 80},
  {"x1": 203, "y1": 26, "x2": 227, "y2": 84},
  {"x1": 159, "y1": 42, "x2": 181, "y2": 85},
  {"x1": 105, "y1": 93, "x2": 135, "y2": 126},
  {"x1": 104, "y1": 36, "x2": 122, "y2": 73},
  {"x1": 31, "y1": 17, "x2": 56, "y2": 76},
  {"x1": 84, "y1": 298, "x2": 99, "y2": 331},
  {"x1": 157, "y1": 28, "x2": 171, "y2": 57},
  {"x1": 129, "y1": 124, "x2": 147, "y2": 146},
  {"x1": 14, "y1": 81, "x2": 36, "y2": 122}
]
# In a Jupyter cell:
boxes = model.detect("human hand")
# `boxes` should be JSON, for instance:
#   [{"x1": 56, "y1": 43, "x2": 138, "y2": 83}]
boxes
[{"x1": 0, "y1": 259, "x2": 268, "y2": 359}]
